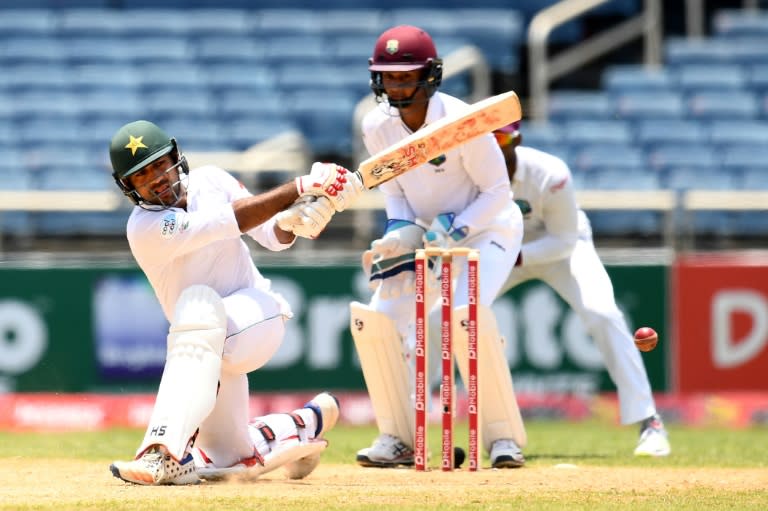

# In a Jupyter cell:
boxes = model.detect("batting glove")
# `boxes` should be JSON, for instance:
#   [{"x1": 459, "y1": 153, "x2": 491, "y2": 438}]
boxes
[
  {"x1": 296, "y1": 162, "x2": 365, "y2": 213},
  {"x1": 275, "y1": 196, "x2": 335, "y2": 239}
]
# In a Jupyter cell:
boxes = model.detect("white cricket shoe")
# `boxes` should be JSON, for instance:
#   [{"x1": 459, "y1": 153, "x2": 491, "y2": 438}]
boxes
[
  {"x1": 356, "y1": 434, "x2": 414, "y2": 468},
  {"x1": 634, "y1": 414, "x2": 671, "y2": 457},
  {"x1": 283, "y1": 392, "x2": 340, "y2": 479},
  {"x1": 490, "y1": 439, "x2": 525, "y2": 468},
  {"x1": 110, "y1": 446, "x2": 199, "y2": 485}
]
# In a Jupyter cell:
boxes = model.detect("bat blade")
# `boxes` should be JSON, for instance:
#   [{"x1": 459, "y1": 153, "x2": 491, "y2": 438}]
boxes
[{"x1": 356, "y1": 90, "x2": 522, "y2": 189}]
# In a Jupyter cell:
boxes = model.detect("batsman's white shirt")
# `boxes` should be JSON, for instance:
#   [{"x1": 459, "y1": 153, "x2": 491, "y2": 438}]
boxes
[
  {"x1": 126, "y1": 165, "x2": 292, "y2": 322},
  {"x1": 501, "y1": 146, "x2": 657, "y2": 425}
]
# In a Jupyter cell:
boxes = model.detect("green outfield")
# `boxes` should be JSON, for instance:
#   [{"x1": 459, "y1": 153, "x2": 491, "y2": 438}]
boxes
[{"x1": 0, "y1": 421, "x2": 766, "y2": 510}]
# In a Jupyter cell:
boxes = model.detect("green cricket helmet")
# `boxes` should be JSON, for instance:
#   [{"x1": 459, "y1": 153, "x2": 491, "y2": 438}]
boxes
[{"x1": 109, "y1": 120, "x2": 189, "y2": 209}]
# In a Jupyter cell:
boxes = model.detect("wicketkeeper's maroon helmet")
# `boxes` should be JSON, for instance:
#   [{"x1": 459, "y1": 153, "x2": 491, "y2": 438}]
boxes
[{"x1": 368, "y1": 25, "x2": 443, "y2": 107}]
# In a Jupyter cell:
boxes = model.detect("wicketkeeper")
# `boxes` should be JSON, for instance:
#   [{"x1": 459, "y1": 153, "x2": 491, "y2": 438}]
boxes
[{"x1": 349, "y1": 26, "x2": 527, "y2": 469}]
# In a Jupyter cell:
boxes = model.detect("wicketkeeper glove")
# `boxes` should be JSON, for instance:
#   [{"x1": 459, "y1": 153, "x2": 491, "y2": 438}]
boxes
[
  {"x1": 365, "y1": 219, "x2": 426, "y2": 300},
  {"x1": 422, "y1": 212, "x2": 469, "y2": 249},
  {"x1": 295, "y1": 162, "x2": 365, "y2": 213}
]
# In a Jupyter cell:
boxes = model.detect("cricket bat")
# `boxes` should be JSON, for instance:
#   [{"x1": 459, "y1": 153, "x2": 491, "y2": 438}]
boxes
[{"x1": 355, "y1": 90, "x2": 522, "y2": 189}]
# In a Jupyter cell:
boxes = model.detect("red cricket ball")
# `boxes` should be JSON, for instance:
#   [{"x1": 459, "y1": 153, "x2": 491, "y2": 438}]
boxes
[{"x1": 633, "y1": 327, "x2": 658, "y2": 352}]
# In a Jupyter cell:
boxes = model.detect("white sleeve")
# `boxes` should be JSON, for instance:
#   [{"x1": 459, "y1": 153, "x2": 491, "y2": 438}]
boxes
[
  {"x1": 521, "y1": 166, "x2": 580, "y2": 266},
  {"x1": 453, "y1": 133, "x2": 511, "y2": 232}
]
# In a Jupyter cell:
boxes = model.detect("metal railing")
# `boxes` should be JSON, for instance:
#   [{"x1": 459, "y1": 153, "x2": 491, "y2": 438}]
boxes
[{"x1": 528, "y1": 0, "x2": 662, "y2": 121}]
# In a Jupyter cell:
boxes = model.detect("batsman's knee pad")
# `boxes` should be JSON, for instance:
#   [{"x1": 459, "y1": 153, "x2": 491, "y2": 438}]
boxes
[
  {"x1": 452, "y1": 304, "x2": 527, "y2": 450},
  {"x1": 350, "y1": 301, "x2": 414, "y2": 447},
  {"x1": 138, "y1": 285, "x2": 228, "y2": 461}
]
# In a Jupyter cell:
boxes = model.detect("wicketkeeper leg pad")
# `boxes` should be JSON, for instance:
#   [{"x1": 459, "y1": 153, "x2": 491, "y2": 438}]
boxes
[
  {"x1": 137, "y1": 285, "x2": 227, "y2": 461},
  {"x1": 350, "y1": 301, "x2": 414, "y2": 447},
  {"x1": 452, "y1": 304, "x2": 527, "y2": 451}
]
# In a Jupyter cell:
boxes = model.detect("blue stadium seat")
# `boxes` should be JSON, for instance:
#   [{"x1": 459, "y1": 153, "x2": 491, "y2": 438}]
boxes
[
  {"x1": 635, "y1": 120, "x2": 705, "y2": 150},
  {"x1": 747, "y1": 64, "x2": 768, "y2": 94},
  {"x1": 145, "y1": 90, "x2": 216, "y2": 124},
  {"x1": 675, "y1": 64, "x2": 746, "y2": 92},
  {"x1": 721, "y1": 145, "x2": 768, "y2": 174},
  {"x1": 69, "y1": 64, "x2": 140, "y2": 93},
  {"x1": 194, "y1": 36, "x2": 265, "y2": 65},
  {"x1": 614, "y1": 91, "x2": 685, "y2": 120},
  {"x1": 663, "y1": 166, "x2": 734, "y2": 190},
  {"x1": 250, "y1": 9, "x2": 327, "y2": 35},
  {"x1": 518, "y1": 122, "x2": 563, "y2": 148},
  {"x1": 0, "y1": 37, "x2": 63, "y2": 64},
  {"x1": 276, "y1": 63, "x2": 369, "y2": 97},
  {"x1": 314, "y1": 9, "x2": 386, "y2": 34},
  {"x1": 262, "y1": 35, "x2": 329, "y2": 65},
  {"x1": 602, "y1": 65, "x2": 675, "y2": 93},
  {"x1": 0, "y1": 10, "x2": 56, "y2": 38},
  {"x1": 713, "y1": 9, "x2": 768, "y2": 38},
  {"x1": 334, "y1": 35, "x2": 377, "y2": 65},
  {"x1": 56, "y1": 9, "x2": 132, "y2": 37},
  {"x1": 741, "y1": 167, "x2": 768, "y2": 190},
  {"x1": 583, "y1": 169, "x2": 662, "y2": 236},
  {"x1": 25, "y1": 145, "x2": 96, "y2": 174},
  {"x1": 224, "y1": 119, "x2": 300, "y2": 151},
  {"x1": 17, "y1": 119, "x2": 83, "y2": 147},
  {"x1": 561, "y1": 120, "x2": 633, "y2": 146},
  {"x1": 136, "y1": 65, "x2": 207, "y2": 94},
  {"x1": 159, "y1": 119, "x2": 233, "y2": 152},
  {"x1": 183, "y1": 9, "x2": 250, "y2": 36},
  {"x1": 548, "y1": 91, "x2": 613, "y2": 120},
  {"x1": 687, "y1": 91, "x2": 759, "y2": 120},
  {"x1": 389, "y1": 8, "x2": 524, "y2": 72},
  {"x1": 648, "y1": 144, "x2": 719, "y2": 174},
  {"x1": 77, "y1": 91, "x2": 145, "y2": 122},
  {"x1": 0, "y1": 64, "x2": 73, "y2": 93},
  {"x1": 37, "y1": 167, "x2": 112, "y2": 191},
  {"x1": 61, "y1": 37, "x2": 133, "y2": 64},
  {"x1": 571, "y1": 144, "x2": 645, "y2": 173},
  {"x1": 664, "y1": 38, "x2": 733, "y2": 66},
  {"x1": 11, "y1": 91, "x2": 81, "y2": 120},
  {"x1": 286, "y1": 90, "x2": 357, "y2": 155},
  {"x1": 732, "y1": 165, "x2": 768, "y2": 236},
  {"x1": 204, "y1": 64, "x2": 275, "y2": 93},
  {"x1": 216, "y1": 90, "x2": 290, "y2": 122},
  {"x1": 709, "y1": 121, "x2": 768, "y2": 148},
  {"x1": 0, "y1": 155, "x2": 31, "y2": 190}
]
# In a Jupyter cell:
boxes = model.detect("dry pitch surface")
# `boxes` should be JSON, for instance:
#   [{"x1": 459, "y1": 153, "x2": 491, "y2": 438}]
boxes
[{"x1": 1, "y1": 459, "x2": 766, "y2": 510}]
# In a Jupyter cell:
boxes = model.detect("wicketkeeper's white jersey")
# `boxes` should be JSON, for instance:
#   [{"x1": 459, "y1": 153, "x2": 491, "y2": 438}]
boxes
[
  {"x1": 126, "y1": 165, "x2": 293, "y2": 321},
  {"x1": 362, "y1": 92, "x2": 519, "y2": 241},
  {"x1": 511, "y1": 146, "x2": 591, "y2": 266}
]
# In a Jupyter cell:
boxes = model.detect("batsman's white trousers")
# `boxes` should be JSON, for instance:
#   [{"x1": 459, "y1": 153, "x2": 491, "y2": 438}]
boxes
[
  {"x1": 499, "y1": 236, "x2": 657, "y2": 425},
  {"x1": 196, "y1": 286, "x2": 291, "y2": 467}
]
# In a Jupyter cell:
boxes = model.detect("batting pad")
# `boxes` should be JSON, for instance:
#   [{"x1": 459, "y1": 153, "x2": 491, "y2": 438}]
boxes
[
  {"x1": 350, "y1": 301, "x2": 414, "y2": 447},
  {"x1": 452, "y1": 304, "x2": 527, "y2": 451},
  {"x1": 137, "y1": 285, "x2": 227, "y2": 461}
]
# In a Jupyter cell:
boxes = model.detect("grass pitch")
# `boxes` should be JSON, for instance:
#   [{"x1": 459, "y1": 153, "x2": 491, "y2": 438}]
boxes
[{"x1": 0, "y1": 421, "x2": 766, "y2": 510}]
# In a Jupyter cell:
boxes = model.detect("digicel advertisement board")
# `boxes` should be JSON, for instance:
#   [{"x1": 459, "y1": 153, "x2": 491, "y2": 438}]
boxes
[{"x1": 672, "y1": 252, "x2": 768, "y2": 392}]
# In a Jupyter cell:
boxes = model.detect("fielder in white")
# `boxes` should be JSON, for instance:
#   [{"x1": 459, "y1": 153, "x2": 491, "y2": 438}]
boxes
[
  {"x1": 107, "y1": 120, "x2": 365, "y2": 485},
  {"x1": 494, "y1": 121, "x2": 670, "y2": 456},
  {"x1": 350, "y1": 25, "x2": 527, "y2": 469}
]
